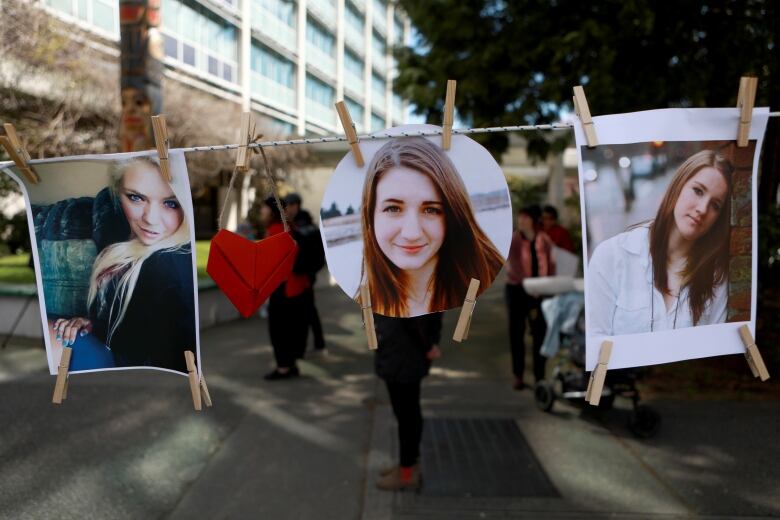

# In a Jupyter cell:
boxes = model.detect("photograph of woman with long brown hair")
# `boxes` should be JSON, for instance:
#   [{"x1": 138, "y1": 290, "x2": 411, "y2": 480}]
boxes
[
  {"x1": 14, "y1": 152, "x2": 198, "y2": 375},
  {"x1": 587, "y1": 149, "x2": 734, "y2": 336},
  {"x1": 359, "y1": 136, "x2": 506, "y2": 317}
]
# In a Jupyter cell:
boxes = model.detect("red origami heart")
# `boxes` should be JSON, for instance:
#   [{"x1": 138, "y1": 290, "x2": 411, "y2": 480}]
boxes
[{"x1": 206, "y1": 229, "x2": 298, "y2": 318}]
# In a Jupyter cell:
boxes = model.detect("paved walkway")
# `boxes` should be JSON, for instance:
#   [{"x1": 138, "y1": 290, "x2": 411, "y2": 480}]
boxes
[{"x1": 0, "y1": 274, "x2": 779, "y2": 519}]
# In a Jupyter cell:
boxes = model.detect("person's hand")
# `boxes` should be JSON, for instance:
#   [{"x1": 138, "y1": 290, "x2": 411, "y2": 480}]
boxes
[
  {"x1": 53, "y1": 317, "x2": 92, "y2": 347},
  {"x1": 426, "y1": 344, "x2": 442, "y2": 361}
]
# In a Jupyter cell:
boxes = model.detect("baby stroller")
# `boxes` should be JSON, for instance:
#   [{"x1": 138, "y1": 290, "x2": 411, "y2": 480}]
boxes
[{"x1": 532, "y1": 289, "x2": 661, "y2": 438}]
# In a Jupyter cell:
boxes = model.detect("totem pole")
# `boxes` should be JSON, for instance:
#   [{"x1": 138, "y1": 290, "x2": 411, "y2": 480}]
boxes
[{"x1": 119, "y1": 0, "x2": 164, "y2": 152}]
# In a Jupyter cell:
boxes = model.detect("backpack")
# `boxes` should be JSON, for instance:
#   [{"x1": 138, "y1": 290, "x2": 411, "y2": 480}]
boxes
[{"x1": 292, "y1": 223, "x2": 326, "y2": 277}]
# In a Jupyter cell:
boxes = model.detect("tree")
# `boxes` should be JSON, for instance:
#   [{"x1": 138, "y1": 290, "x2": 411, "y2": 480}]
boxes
[{"x1": 394, "y1": 0, "x2": 780, "y2": 204}]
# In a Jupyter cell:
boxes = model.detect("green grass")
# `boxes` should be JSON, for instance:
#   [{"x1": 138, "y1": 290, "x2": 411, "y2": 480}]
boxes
[
  {"x1": 0, "y1": 240, "x2": 213, "y2": 285},
  {"x1": 0, "y1": 254, "x2": 35, "y2": 284}
]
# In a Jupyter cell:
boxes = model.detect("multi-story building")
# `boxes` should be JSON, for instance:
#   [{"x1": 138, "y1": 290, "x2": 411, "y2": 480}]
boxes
[{"x1": 39, "y1": 0, "x2": 410, "y2": 137}]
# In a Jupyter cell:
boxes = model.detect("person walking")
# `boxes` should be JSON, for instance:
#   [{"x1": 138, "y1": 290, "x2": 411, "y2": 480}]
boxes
[
  {"x1": 285, "y1": 192, "x2": 327, "y2": 354},
  {"x1": 374, "y1": 312, "x2": 442, "y2": 491},
  {"x1": 540, "y1": 205, "x2": 575, "y2": 252},
  {"x1": 505, "y1": 205, "x2": 555, "y2": 389},
  {"x1": 261, "y1": 196, "x2": 311, "y2": 380}
]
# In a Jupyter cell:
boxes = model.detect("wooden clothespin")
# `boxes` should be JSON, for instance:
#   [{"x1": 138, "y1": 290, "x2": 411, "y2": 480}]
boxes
[
  {"x1": 235, "y1": 112, "x2": 256, "y2": 172},
  {"x1": 453, "y1": 278, "x2": 480, "y2": 342},
  {"x1": 442, "y1": 79, "x2": 456, "y2": 150},
  {"x1": 738, "y1": 325, "x2": 770, "y2": 381},
  {"x1": 52, "y1": 347, "x2": 73, "y2": 404},
  {"x1": 1, "y1": 124, "x2": 39, "y2": 184},
  {"x1": 151, "y1": 115, "x2": 172, "y2": 182},
  {"x1": 335, "y1": 101, "x2": 364, "y2": 167},
  {"x1": 736, "y1": 76, "x2": 758, "y2": 147},
  {"x1": 184, "y1": 350, "x2": 203, "y2": 411},
  {"x1": 572, "y1": 86, "x2": 598, "y2": 147},
  {"x1": 585, "y1": 340, "x2": 613, "y2": 405},
  {"x1": 359, "y1": 284, "x2": 378, "y2": 350}
]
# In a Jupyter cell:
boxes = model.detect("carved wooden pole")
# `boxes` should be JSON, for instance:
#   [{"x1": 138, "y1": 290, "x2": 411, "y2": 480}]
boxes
[{"x1": 119, "y1": 0, "x2": 164, "y2": 152}]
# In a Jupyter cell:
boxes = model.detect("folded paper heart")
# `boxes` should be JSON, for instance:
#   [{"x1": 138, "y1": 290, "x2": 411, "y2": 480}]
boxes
[{"x1": 206, "y1": 229, "x2": 298, "y2": 318}]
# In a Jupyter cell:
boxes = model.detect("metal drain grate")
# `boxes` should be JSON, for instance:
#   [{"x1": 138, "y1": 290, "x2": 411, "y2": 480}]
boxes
[{"x1": 419, "y1": 418, "x2": 558, "y2": 498}]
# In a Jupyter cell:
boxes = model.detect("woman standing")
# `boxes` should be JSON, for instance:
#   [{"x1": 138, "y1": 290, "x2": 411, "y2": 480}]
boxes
[
  {"x1": 261, "y1": 196, "x2": 312, "y2": 380},
  {"x1": 588, "y1": 150, "x2": 732, "y2": 336},
  {"x1": 374, "y1": 311, "x2": 442, "y2": 491},
  {"x1": 505, "y1": 205, "x2": 555, "y2": 389}
]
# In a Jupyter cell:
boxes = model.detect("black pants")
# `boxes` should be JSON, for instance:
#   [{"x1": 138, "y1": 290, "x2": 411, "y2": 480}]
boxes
[
  {"x1": 505, "y1": 284, "x2": 547, "y2": 383},
  {"x1": 385, "y1": 380, "x2": 423, "y2": 467},
  {"x1": 268, "y1": 287, "x2": 310, "y2": 368},
  {"x1": 304, "y1": 288, "x2": 325, "y2": 351}
]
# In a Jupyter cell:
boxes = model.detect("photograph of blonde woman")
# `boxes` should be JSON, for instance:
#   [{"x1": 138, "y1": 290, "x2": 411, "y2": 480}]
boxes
[
  {"x1": 583, "y1": 144, "x2": 750, "y2": 338},
  {"x1": 320, "y1": 125, "x2": 512, "y2": 318},
  {"x1": 9, "y1": 151, "x2": 198, "y2": 375}
]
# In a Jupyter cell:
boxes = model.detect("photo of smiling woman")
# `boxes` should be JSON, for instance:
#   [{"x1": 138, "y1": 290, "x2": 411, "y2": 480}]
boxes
[
  {"x1": 50, "y1": 157, "x2": 195, "y2": 372},
  {"x1": 587, "y1": 149, "x2": 734, "y2": 336},
  {"x1": 360, "y1": 137, "x2": 505, "y2": 317},
  {"x1": 7, "y1": 151, "x2": 199, "y2": 375}
]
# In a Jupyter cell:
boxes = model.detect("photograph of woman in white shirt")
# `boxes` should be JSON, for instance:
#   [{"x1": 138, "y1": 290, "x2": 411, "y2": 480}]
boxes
[{"x1": 588, "y1": 149, "x2": 734, "y2": 336}]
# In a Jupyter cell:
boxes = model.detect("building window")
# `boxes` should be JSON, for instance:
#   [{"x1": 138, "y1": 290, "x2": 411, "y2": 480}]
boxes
[
  {"x1": 371, "y1": 112, "x2": 385, "y2": 131},
  {"x1": 372, "y1": 73, "x2": 385, "y2": 98},
  {"x1": 345, "y1": 2, "x2": 363, "y2": 34},
  {"x1": 306, "y1": 74, "x2": 334, "y2": 107},
  {"x1": 345, "y1": 97, "x2": 364, "y2": 125},
  {"x1": 259, "y1": 0, "x2": 295, "y2": 27},
  {"x1": 252, "y1": 44, "x2": 295, "y2": 88},
  {"x1": 372, "y1": 30, "x2": 385, "y2": 61},
  {"x1": 306, "y1": 18, "x2": 335, "y2": 56},
  {"x1": 373, "y1": 0, "x2": 386, "y2": 19},
  {"x1": 344, "y1": 49, "x2": 363, "y2": 78},
  {"x1": 161, "y1": 0, "x2": 238, "y2": 83},
  {"x1": 43, "y1": 0, "x2": 118, "y2": 36},
  {"x1": 394, "y1": 15, "x2": 404, "y2": 45}
]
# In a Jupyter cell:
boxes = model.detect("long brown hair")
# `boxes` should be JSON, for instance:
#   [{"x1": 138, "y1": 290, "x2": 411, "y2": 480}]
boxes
[
  {"x1": 649, "y1": 149, "x2": 733, "y2": 324},
  {"x1": 360, "y1": 137, "x2": 505, "y2": 316}
]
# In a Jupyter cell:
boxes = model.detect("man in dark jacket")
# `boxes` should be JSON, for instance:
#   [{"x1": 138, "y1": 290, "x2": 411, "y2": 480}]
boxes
[
  {"x1": 373, "y1": 312, "x2": 442, "y2": 491},
  {"x1": 285, "y1": 192, "x2": 326, "y2": 354}
]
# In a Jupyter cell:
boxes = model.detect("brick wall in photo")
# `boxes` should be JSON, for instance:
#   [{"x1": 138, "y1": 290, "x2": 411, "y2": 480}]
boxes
[{"x1": 714, "y1": 141, "x2": 756, "y2": 322}]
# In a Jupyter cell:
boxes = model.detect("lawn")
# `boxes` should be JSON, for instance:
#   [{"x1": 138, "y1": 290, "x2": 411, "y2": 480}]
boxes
[{"x1": 0, "y1": 241, "x2": 213, "y2": 285}]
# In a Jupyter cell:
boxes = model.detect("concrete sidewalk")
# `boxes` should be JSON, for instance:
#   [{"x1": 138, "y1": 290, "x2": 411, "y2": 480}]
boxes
[{"x1": 0, "y1": 275, "x2": 778, "y2": 519}]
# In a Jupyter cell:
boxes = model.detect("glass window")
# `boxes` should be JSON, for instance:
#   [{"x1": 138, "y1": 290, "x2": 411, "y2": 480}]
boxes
[
  {"x1": 183, "y1": 43, "x2": 196, "y2": 66},
  {"x1": 372, "y1": 73, "x2": 385, "y2": 96},
  {"x1": 208, "y1": 56, "x2": 219, "y2": 76},
  {"x1": 164, "y1": 34, "x2": 179, "y2": 58},
  {"x1": 372, "y1": 30, "x2": 385, "y2": 57},
  {"x1": 161, "y1": 0, "x2": 238, "y2": 82},
  {"x1": 92, "y1": 0, "x2": 115, "y2": 32},
  {"x1": 345, "y1": 97, "x2": 364, "y2": 123},
  {"x1": 261, "y1": 0, "x2": 295, "y2": 27},
  {"x1": 306, "y1": 74, "x2": 334, "y2": 107},
  {"x1": 345, "y1": 2, "x2": 363, "y2": 33},
  {"x1": 306, "y1": 18, "x2": 335, "y2": 56},
  {"x1": 252, "y1": 43, "x2": 295, "y2": 88},
  {"x1": 394, "y1": 16, "x2": 404, "y2": 45},
  {"x1": 371, "y1": 113, "x2": 385, "y2": 131},
  {"x1": 344, "y1": 49, "x2": 363, "y2": 77},
  {"x1": 373, "y1": 0, "x2": 385, "y2": 19}
]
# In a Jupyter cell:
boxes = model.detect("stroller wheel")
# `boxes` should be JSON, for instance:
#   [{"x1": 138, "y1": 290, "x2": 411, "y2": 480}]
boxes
[
  {"x1": 628, "y1": 405, "x2": 661, "y2": 438},
  {"x1": 534, "y1": 381, "x2": 555, "y2": 412}
]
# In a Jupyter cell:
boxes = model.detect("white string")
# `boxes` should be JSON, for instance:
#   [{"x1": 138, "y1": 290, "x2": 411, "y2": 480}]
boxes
[
  {"x1": 177, "y1": 123, "x2": 575, "y2": 154},
  {"x1": 173, "y1": 113, "x2": 780, "y2": 154}
]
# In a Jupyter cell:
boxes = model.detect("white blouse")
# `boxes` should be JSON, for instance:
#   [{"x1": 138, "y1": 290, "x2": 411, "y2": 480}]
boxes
[{"x1": 587, "y1": 226, "x2": 727, "y2": 337}]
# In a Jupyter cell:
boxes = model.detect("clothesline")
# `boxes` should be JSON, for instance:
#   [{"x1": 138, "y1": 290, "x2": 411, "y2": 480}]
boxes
[{"x1": 177, "y1": 112, "x2": 780, "y2": 154}]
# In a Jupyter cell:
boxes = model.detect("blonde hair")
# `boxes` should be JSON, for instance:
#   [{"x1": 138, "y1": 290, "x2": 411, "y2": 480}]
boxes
[{"x1": 87, "y1": 156, "x2": 191, "y2": 345}]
